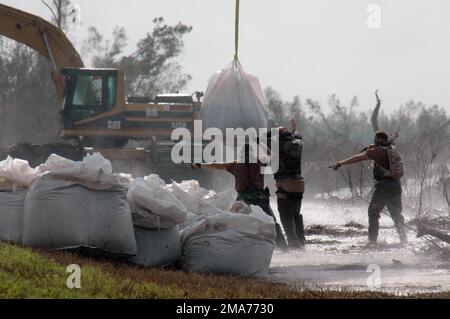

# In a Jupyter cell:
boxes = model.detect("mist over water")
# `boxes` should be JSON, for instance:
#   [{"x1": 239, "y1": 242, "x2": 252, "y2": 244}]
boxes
[{"x1": 269, "y1": 199, "x2": 450, "y2": 294}]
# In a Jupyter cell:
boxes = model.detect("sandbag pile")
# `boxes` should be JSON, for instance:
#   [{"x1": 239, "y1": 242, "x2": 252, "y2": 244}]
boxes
[
  {"x1": 127, "y1": 175, "x2": 187, "y2": 267},
  {"x1": 0, "y1": 156, "x2": 39, "y2": 244},
  {"x1": 0, "y1": 153, "x2": 276, "y2": 277},
  {"x1": 22, "y1": 153, "x2": 137, "y2": 257}
]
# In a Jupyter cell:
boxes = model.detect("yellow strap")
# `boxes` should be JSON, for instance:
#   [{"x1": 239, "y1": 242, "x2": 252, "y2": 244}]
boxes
[{"x1": 234, "y1": 0, "x2": 240, "y2": 63}]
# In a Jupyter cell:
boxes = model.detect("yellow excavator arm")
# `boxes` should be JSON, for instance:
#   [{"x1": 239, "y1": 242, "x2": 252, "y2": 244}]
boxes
[{"x1": 0, "y1": 3, "x2": 84, "y2": 100}]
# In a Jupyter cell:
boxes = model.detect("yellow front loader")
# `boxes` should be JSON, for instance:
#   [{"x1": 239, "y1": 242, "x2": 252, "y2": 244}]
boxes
[{"x1": 0, "y1": 3, "x2": 205, "y2": 182}]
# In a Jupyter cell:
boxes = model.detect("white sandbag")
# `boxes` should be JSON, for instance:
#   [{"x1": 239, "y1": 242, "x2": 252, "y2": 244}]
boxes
[
  {"x1": 201, "y1": 62, "x2": 269, "y2": 131},
  {"x1": 0, "y1": 157, "x2": 39, "y2": 244},
  {"x1": 0, "y1": 156, "x2": 40, "y2": 188},
  {"x1": 0, "y1": 190, "x2": 26, "y2": 244},
  {"x1": 127, "y1": 175, "x2": 188, "y2": 229},
  {"x1": 166, "y1": 180, "x2": 236, "y2": 218},
  {"x1": 202, "y1": 188, "x2": 237, "y2": 211},
  {"x1": 179, "y1": 212, "x2": 204, "y2": 231},
  {"x1": 165, "y1": 180, "x2": 205, "y2": 213},
  {"x1": 38, "y1": 153, "x2": 130, "y2": 191},
  {"x1": 130, "y1": 226, "x2": 181, "y2": 267},
  {"x1": 22, "y1": 174, "x2": 136, "y2": 257},
  {"x1": 132, "y1": 207, "x2": 179, "y2": 230},
  {"x1": 180, "y1": 206, "x2": 276, "y2": 277},
  {"x1": 181, "y1": 230, "x2": 274, "y2": 277}
]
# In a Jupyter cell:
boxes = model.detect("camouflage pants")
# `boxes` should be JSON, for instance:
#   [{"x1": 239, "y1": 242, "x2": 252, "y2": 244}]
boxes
[
  {"x1": 238, "y1": 190, "x2": 288, "y2": 249},
  {"x1": 368, "y1": 179, "x2": 407, "y2": 243},
  {"x1": 277, "y1": 192, "x2": 305, "y2": 247}
]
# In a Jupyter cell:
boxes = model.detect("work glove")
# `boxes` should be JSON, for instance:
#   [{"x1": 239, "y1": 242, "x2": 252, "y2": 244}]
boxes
[{"x1": 329, "y1": 163, "x2": 342, "y2": 171}]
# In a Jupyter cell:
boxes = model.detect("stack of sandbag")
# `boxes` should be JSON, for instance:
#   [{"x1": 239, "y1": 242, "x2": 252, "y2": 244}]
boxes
[
  {"x1": 22, "y1": 153, "x2": 136, "y2": 258},
  {"x1": 180, "y1": 202, "x2": 276, "y2": 277},
  {"x1": 0, "y1": 156, "x2": 40, "y2": 244},
  {"x1": 201, "y1": 61, "x2": 269, "y2": 132},
  {"x1": 127, "y1": 175, "x2": 188, "y2": 267},
  {"x1": 165, "y1": 180, "x2": 237, "y2": 230}
]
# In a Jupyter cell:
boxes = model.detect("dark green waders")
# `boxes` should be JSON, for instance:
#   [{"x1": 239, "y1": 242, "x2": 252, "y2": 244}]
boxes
[
  {"x1": 368, "y1": 179, "x2": 407, "y2": 244},
  {"x1": 277, "y1": 191, "x2": 306, "y2": 248}
]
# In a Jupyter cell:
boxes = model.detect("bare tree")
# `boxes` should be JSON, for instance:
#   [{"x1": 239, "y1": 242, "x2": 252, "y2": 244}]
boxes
[
  {"x1": 438, "y1": 169, "x2": 450, "y2": 215},
  {"x1": 371, "y1": 90, "x2": 381, "y2": 132},
  {"x1": 306, "y1": 97, "x2": 372, "y2": 202},
  {"x1": 412, "y1": 120, "x2": 450, "y2": 216},
  {"x1": 41, "y1": 0, "x2": 77, "y2": 30}
]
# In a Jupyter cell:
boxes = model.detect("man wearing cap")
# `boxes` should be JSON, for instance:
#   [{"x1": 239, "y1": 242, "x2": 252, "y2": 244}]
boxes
[{"x1": 330, "y1": 130, "x2": 408, "y2": 246}]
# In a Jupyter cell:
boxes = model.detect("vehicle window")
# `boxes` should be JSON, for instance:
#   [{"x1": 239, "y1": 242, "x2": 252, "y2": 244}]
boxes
[
  {"x1": 72, "y1": 75, "x2": 103, "y2": 107},
  {"x1": 107, "y1": 76, "x2": 117, "y2": 109}
]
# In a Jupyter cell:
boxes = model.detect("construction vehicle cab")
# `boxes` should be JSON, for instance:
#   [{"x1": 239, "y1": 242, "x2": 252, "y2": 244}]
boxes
[
  {"x1": 59, "y1": 65, "x2": 201, "y2": 148},
  {"x1": 61, "y1": 68, "x2": 121, "y2": 128}
]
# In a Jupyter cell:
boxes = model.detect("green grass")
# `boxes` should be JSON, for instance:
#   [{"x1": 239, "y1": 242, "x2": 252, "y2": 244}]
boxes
[{"x1": 0, "y1": 242, "x2": 449, "y2": 299}]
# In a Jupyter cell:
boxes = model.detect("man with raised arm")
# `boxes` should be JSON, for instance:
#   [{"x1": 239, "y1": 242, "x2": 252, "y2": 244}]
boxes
[
  {"x1": 330, "y1": 130, "x2": 408, "y2": 246},
  {"x1": 193, "y1": 143, "x2": 288, "y2": 250}
]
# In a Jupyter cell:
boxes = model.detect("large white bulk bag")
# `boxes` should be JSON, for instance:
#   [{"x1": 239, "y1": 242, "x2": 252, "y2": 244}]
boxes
[
  {"x1": 0, "y1": 190, "x2": 26, "y2": 244},
  {"x1": 130, "y1": 226, "x2": 181, "y2": 267},
  {"x1": 179, "y1": 212, "x2": 204, "y2": 231},
  {"x1": 166, "y1": 180, "x2": 237, "y2": 230},
  {"x1": 0, "y1": 156, "x2": 40, "y2": 188},
  {"x1": 201, "y1": 62, "x2": 269, "y2": 131},
  {"x1": 0, "y1": 157, "x2": 39, "y2": 245},
  {"x1": 22, "y1": 174, "x2": 136, "y2": 257},
  {"x1": 167, "y1": 180, "x2": 236, "y2": 212},
  {"x1": 181, "y1": 206, "x2": 276, "y2": 277},
  {"x1": 37, "y1": 153, "x2": 130, "y2": 191},
  {"x1": 127, "y1": 175, "x2": 188, "y2": 229}
]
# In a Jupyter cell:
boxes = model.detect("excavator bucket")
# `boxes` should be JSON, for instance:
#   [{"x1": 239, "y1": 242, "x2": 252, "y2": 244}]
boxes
[
  {"x1": 0, "y1": 3, "x2": 84, "y2": 70},
  {"x1": 0, "y1": 3, "x2": 84, "y2": 100}
]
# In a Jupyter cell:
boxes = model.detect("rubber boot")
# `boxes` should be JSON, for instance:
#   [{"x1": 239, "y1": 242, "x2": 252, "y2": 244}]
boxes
[
  {"x1": 295, "y1": 214, "x2": 306, "y2": 247},
  {"x1": 397, "y1": 226, "x2": 408, "y2": 246},
  {"x1": 275, "y1": 223, "x2": 288, "y2": 251}
]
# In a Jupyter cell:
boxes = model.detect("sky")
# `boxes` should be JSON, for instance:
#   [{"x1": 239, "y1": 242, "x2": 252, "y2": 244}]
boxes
[{"x1": 1, "y1": 0, "x2": 450, "y2": 114}]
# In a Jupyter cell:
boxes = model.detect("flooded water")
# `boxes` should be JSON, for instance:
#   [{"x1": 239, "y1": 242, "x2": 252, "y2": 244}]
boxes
[{"x1": 269, "y1": 201, "x2": 450, "y2": 294}]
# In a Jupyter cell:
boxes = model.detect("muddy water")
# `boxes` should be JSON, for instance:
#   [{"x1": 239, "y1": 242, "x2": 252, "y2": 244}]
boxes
[{"x1": 269, "y1": 201, "x2": 450, "y2": 294}]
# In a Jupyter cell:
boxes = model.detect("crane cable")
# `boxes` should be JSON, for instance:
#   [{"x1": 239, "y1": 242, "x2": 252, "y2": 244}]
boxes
[
  {"x1": 233, "y1": 0, "x2": 244, "y2": 126},
  {"x1": 234, "y1": 0, "x2": 240, "y2": 65}
]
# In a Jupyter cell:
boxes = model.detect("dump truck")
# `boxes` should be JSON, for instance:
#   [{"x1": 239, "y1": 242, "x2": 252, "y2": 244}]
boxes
[{"x1": 0, "y1": 3, "x2": 208, "y2": 182}]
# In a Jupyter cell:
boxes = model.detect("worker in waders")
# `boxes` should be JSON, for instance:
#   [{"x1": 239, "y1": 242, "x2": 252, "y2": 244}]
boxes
[
  {"x1": 192, "y1": 143, "x2": 288, "y2": 250},
  {"x1": 329, "y1": 130, "x2": 408, "y2": 246},
  {"x1": 273, "y1": 119, "x2": 306, "y2": 249}
]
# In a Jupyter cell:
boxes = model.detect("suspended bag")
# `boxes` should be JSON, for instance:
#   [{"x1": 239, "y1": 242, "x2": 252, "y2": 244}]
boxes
[{"x1": 201, "y1": 62, "x2": 269, "y2": 131}]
